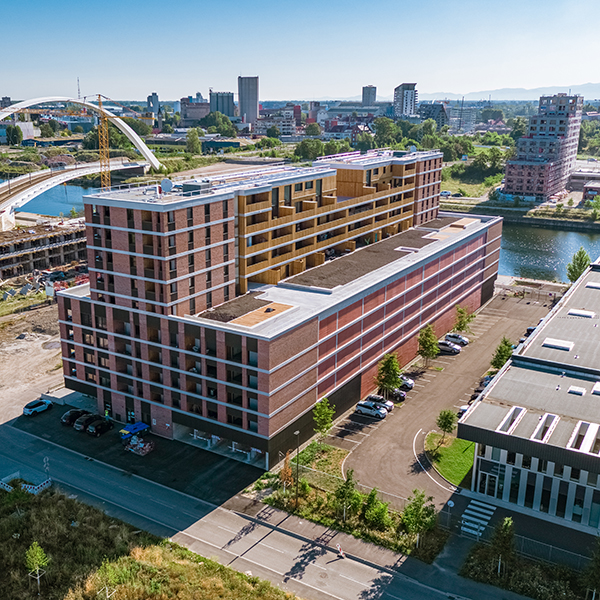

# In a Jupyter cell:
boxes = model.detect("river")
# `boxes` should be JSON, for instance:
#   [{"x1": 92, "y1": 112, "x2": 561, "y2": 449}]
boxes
[{"x1": 3, "y1": 180, "x2": 600, "y2": 282}]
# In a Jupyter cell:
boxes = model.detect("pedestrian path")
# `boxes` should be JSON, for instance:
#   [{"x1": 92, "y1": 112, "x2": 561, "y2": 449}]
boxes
[{"x1": 461, "y1": 499, "x2": 496, "y2": 538}]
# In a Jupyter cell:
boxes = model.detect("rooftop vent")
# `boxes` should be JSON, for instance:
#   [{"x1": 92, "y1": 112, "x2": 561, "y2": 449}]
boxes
[
  {"x1": 542, "y1": 337, "x2": 574, "y2": 351},
  {"x1": 592, "y1": 382, "x2": 600, "y2": 395},
  {"x1": 568, "y1": 385, "x2": 586, "y2": 396},
  {"x1": 531, "y1": 413, "x2": 559, "y2": 443},
  {"x1": 568, "y1": 421, "x2": 600, "y2": 453},
  {"x1": 568, "y1": 309, "x2": 596, "y2": 318},
  {"x1": 586, "y1": 281, "x2": 600, "y2": 290},
  {"x1": 497, "y1": 406, "x2": 526, "y2": 435}
]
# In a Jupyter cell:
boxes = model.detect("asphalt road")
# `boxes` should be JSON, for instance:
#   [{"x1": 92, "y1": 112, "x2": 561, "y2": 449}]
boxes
[
  {"x1": 343, "y1": 295, "x2": 552, "y2": 507},
  {"x1": 0, "y1": 424, "x2": 532, "y2": 600}
]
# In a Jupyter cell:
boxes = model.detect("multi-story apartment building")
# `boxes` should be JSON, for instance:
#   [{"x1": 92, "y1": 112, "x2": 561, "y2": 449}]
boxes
[
  {"x1": 459, "y1": 259, "x2": 600, "y2": 533},
  {"x1": 394, "y1": 83, "x2": 418, "y2": 118},
  {"x1": 362, "y1": 86, "x2": 377, "y2": 106},
  {"x1": 418, "y1": 102, "x2": 449, "y2": 130},
  {"x1": 504, "y1": 94, "x2": 583, "y2": 200},
  {"x1": 254, "y1": 115, "x2": 297, "y2": 137},
  {"x1": 0, "y1": 222, "x2": 86, "y2": 279},
  {"x1": 57, "y1": 150, "x2": 502, "y2": 469},
  {"x1": 238, "y1": 76, "x2": 259, "y2": 126}
]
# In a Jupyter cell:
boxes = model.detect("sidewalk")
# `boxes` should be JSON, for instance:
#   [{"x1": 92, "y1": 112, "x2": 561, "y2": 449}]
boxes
[{"x1": 224, "y1": 494, "x2": 533, "y2": 600}]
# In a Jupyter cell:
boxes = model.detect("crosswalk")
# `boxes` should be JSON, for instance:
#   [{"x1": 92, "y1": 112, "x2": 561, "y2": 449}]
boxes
[{"x1": 460, "y1": 499, "x2": 496, "y2": 538}]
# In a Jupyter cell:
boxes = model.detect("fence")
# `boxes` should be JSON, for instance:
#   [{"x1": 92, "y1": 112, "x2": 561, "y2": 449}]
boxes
[{"x1": 438, "y1": 509, "x2": 591, "y2": 571}]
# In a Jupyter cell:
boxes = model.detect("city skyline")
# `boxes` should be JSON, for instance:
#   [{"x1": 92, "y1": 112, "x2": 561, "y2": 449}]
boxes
[{"x1": 4, "y1": 0, "x2": 599, "y2": 101}]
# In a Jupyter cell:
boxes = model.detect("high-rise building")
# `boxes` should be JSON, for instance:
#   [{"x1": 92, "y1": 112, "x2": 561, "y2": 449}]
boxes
[
  {"x1": 394, "y1": 83, "x2": 418, "y2": 118},
  {"x1": 418, "y1": 103, "x2": 449, "y2": 130},
  {"x1": 238, "y1": 76, "x2": 259, "y2": 125},
  {"x1": 209, "y1": 91, "x2": 235, "y2": 118},
  {"x1": 362, "y1": 85, "x2": 377, "y2": 106},
  {"x1": 504, "y1": 94, "x2": 583, "y2": 200},
  {"x1": 57, "y1": 150, "x2": 501, "y2": 469},
  {"x1": 146, "y1": 92, "x2": 160, "y2": 117}
]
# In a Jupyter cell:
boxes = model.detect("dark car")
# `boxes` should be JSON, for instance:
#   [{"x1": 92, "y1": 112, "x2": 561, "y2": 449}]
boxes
[
  {"x1": 366, "y1": 394, "x2": 394, "y2": 412},
  {"x1": 61, "y1": 408, "x2": 90, "y2": 426},
  {"x1": 73, "y1": 413, "x2": 103, "y2": 432},
  {"x1": 86, "y1": 419, "x2": 114, "y2": 437},
  {"x1": 525, "y1": 326, "x2": 536, "y2": 337},
  {"x1": 379, "y1": 387, "x2": 407, "y2": 402}
]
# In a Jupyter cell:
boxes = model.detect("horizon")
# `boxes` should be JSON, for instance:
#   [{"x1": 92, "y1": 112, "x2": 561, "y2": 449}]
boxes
[{"x1": 3, "y1": 0, "x2": 599, "y2": 102}]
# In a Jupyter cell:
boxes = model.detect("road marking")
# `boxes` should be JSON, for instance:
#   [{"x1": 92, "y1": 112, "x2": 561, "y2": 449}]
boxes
[
  {"x1": 411, "y1": 429, "x2": 455, "y2": 493},
  {"x1": 262, "y1": 543, "x2": 284, "y2": 553},
  {"x1": 340, "y1": 573, "x2": 368, "y2": 585},
  {"x1": 414, "y1": 383, "x2": 425, "y2": 388},
  {"x1": 218, "y1": 525, "x2": 239, "y2": 534}
]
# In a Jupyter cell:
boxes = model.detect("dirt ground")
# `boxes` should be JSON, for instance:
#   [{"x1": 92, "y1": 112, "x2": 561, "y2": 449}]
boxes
[{"x1": 0, "y1": 303, "x2": 64, "y2": 424}]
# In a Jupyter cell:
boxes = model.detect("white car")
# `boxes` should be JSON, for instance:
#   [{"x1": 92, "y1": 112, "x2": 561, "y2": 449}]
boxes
[
  {"x1": 440, "y1": 190, "x2": 452, "y2": 197},
  {"x1": 400, "y1": 374, "x2": 414, "y2": 390},
  {"x1": 355, "y1": 400, "x2": 387, "y2": 419},
  {"x1": 458, "y1": 405, "x2": 470, "y2": 418},
  {"x1": 445, "y1": 333, "x2": 469, "y2": 346},
  {"x1": 23, "y1": 398, "x2": 53, "y2": 416}
]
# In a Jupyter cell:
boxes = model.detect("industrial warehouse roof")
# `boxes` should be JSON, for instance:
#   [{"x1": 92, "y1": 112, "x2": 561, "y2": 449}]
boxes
[{"x1": 460, "y1": 262, "x2": 600, "y2": 457}]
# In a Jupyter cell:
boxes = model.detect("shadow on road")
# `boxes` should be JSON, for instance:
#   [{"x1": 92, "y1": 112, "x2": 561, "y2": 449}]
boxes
[
  {"x1": 283, "y1": 540, "x2": 328, "y2": 581},
  {"x1": 358, "y1": 572, "x2": 393, "y2": 600}
]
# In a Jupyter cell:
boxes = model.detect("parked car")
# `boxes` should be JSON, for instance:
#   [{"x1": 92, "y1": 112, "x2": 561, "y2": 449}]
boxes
[
  {"x1": 73, "y1": 413, "x2": 103, "y2": 432},
  {"x1": 457, "y1": 405, "x2": 470, "y2": 418},
  {"x1": 355, "y1": 400, "x2": 387, "y2": 419},
  {"x1": 480, "y1": 375, "x2": 494, "y2": 386},
  {"x1": 399, "y1": 374, "x2": 414, "y2": 390},
  {"x1": 379, "y1": 387, "x2": 407, "y2": 401},
  {"x1": 23, "y1": 398, "x2": 53, "y2": 416},
  {"x1": 440, "y1": 190, "x2": 452, "y2": 197},
  {"x1": 61, "y1": 408, "x2": 90, "y2": 426},
  {"x1": 445, "y1": 333, "x2": 469, "y2": 346},
  {"x1": 86, "y1": 419, "x2": 114, "y2": 437},
  {"x1": 366, "y1": 394, "x2": 394, "y2": 412},
  {"x1": 438, "y1": 340, "x2": 461, "y2": 355},
  {"x1": 452, "y1": 193, "x2": 463, "y2": 197},
  {"x1": 525, "y1": 326, "x2": 536, "y2": 337}
]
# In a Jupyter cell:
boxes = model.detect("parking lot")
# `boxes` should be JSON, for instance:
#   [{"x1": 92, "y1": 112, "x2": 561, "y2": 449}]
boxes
[{"x1": 336, "y1": 294, "x2": 553, "y2": 506}]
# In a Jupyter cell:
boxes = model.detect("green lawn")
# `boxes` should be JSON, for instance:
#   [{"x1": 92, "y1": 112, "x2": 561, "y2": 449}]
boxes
[
  {"x1": 0, "y1": 291, "x2": 48, "y2": 318},
  {"x1": 425, "y1": 433, "x2": 475, "y2": 486}
]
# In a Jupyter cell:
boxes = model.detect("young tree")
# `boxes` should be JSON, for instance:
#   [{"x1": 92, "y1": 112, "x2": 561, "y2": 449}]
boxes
[
  {"x1": 418, "y1": 324, "x2": 439, "y2": 367},
  {"x1": 436, "y1": 409, "x2": 458, "y2": 442},
  {"x1": 313, "y1": 396, "x2": 335, "y2": 443},
  {"x1": 401, "y1": 489, "x2": 436, "y2": 547},
  {"x1": 6, "y1": 124, "x2": 23, "y2": 146},
  {"x1": 305, "y1": 122, "x2": 321, "y2": 136},
  {"x1": 374, "y1": 353, "x2": 402, "y2": 399},
  {"x1": 279, "y1": 450, "x2": 294, "y2": 493},
  {"x1": 566, "y1": 246, "x2": 591, "y2": 283},
  {"x1": 335, "y1": 469, "x2": 362, "y2": 521},
  {"x1": 69, "y1": 207, "x2": 78, "y2": 219},
  {"x1": 452, "y1": 305, "x2": 475, "y2": 334},
  {"x1": 26, "y1": 541, "x2": 49, "y2": 594},
  {"x1": 490, "y1": 336, "x2": 513, "y2": 370},
  {"x1": 186, "y1": 128, "x2": 201, "y2": 154},
  {"x1": 490, "y1": 517, "x2": 515, "y2": 576}
]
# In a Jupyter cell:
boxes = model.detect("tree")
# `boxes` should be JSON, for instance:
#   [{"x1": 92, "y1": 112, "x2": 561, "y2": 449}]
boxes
[
  {"x1": 490, "y1": 517, "x2": 515, "y2": 575},
  {"x1": 355, "y1": 132, "x2": 374, "y2": 152},
  {"x1": 453, "y1": 305, "x2": 475, "y2": 334},
  {"x1": 198, "y1": 112, "x2": 237, "y2": 138},
  {"x1": 305, "y1": 122, "x2": 321, "y2": 136},
  {"x1": 490, "y1": 336, "x2": 513, "y2": 370},
  {"x1": 421, "y1": 118, "x2": 437, "y2": 138},
  {"x1": 73, "y1": 125, "x2": 84, "y2": 134},
  {"x1": 186, "y1": 128, "x2": 201, "y2": 154},
  {"x1": 40, "y1": 123, "x2": 54, "y2": 138},
  {"x1": 436, "y1": 409, "x2": 457, "y2": 442},
  {"x1": 401, "y1": 489, "x2": 436, "y2": 547},
  {"x1": 335, "y1": 469, "x2": 362, "y2": 521},
  {"x1": 82, "y1": 123, "x2": 130, "y2": 150},
  {"x1": 481, "y1": 108, "x2": 505, "y2": 122},
  {"x1": 266, "y1": 125, "x2": 281, "y2": 139},
  {"x1": 509, "y1": 117, "x2": 528, "y2": 142},
  {"x1": 373, "y1": 117, "x2": 396, "y2": 147},
  {"x1": 313, "y1": 396, "x2": 335, "y2": 443},
  {"x1": 584, "y1": 536, "x2": 600, "y2": 599},
  {"x1": 279, "y1": 450, "x2": 294, "y2": 493},
  {"x1": 122, "y1": 117, "x2": 152, "y2": 137},
  {"x1": 375, "y1": 353, "x2": 402, "y2": 399},
  {"x1": 69, "y1": 207, "x2": 78, "y2": 219},
  {"x1": 566, "y1": 246, "x2": 591, "y2": 283},
  {"x1": 418, "y1": 324, "x2": 439, "y2": 366},
  {"x1": 294, "y1": 138, "x2": 324, "y2": 161},
  {"x1": 161, "y1": 123, "x2": 174, "y2": 134},
  {"x1": 6, "y1": 124, "x2": 23, "y2": 145},
  {"x1": 26, "y1": 541, "x2": 49, "y2": 594}
]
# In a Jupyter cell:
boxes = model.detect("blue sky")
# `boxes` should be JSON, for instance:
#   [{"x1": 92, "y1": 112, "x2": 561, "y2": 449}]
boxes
[{"x1": 3, "y1": 0, "x2": 598, "y2": 101}]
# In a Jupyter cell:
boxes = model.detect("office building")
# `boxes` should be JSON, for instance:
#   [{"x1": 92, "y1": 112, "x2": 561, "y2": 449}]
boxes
[
  {"x1": 57, "y1": 150, "x2": 501, "y2": 469},
  {"x1": 238, "y1": 76, "x2": 259, "y2": 125},
  {"x1": 418, "y1": 103, "x2": 449, "y2": 130},
  {"x1": 209, "y1": 91, "x2": 235, "y2": 118},
  {"x1": 180, "y1": 96, "x2": 210, "y2": 127},
  {"x1": 394, "y1": 83, "x2": 418, "y2": 118},
  {"x1": 146, "y1": 92, "x2": 160, "y2": 118},
  {"x1": 504, "y1": 94, "x2": 583, "y2": 200},
  {"x1": 362, "y1": 86, "x2": 377, "y2": 106},
  {"x1": 459, "y1": 259, "x2": 600, "y2": 532}
]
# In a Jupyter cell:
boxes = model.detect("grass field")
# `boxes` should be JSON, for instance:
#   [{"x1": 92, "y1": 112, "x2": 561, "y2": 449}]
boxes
[
  {"x1": 292, "y1": 441, "x2": 348, "y2": 478},
  {"x1": 425, "y1": 433, "x2": 475, "y2": 487},
  {"x1": 0, "y1": 486, "x2": 298, "y2": 600},
  {"x1": 440, "y1": 172, "x2": 503, "y2": 198},
  {"x1": 0, "y1": 292, "x2": 48, "y2": 318}
]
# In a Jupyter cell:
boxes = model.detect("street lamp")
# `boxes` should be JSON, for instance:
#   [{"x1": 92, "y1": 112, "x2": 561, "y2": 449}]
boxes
[{"x1": 294, "y1": 430, "x2": 300, "y2": 508}]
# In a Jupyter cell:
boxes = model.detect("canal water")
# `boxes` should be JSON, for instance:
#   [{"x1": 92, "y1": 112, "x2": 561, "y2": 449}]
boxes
[{"x1": 3, "y1": 179, "x2": 600, "y2": 283}]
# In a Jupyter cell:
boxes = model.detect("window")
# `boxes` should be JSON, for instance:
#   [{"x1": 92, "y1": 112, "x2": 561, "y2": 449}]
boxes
[
  {"x1": 168, "y1": 235, "x2": 176, "y2": 248},
  {"x1": 224, "y1": 265, "x2": 229, "y2": 282},
  {"x1": 188, "y1": 231, "x2": 194, "y2": 249},
  {"x1": 170, "y1": 282, "x2": 177, "y2": 295},
  {"x1": 223, "y1": 223, "x2": 228, "y2": 240},
  {"x1": 305, "y1": 181, "x2": 313, "y2": 190},
  {"x1": 205, "y1": 248, "x2": 211, "y2": 267},
  {"x1": 507, "y1": 452, "x2": 516, "y2": 465},
  {"x1": 206, "y1": 271, "x2": 212, "y2": 285},
  {"x1": 206, "y1": 402, "x2": 218, "y2": 420},
  {"x1": 84, "y1": 349, "x2": 95, "y2": 364},
  {"x1": 167, "y1": 211, "x2": 175, "y2": 224},
  {"x1": 169, "y1": 259, "x2": 177, "y2": 275},
  {"x1": 188, "y1": 253, "x2": 194, "y2": 272},
  {"x1": 222, "y1": 200, "x2": 228, "y2": 218},
  {"x1": 83, "y1": 331, "x2": 94, "y2": 345},
  {"x1": 204, "y1": 204, "x2": 211, "y2": 222},
  {"x1": 522, "y1": 455, "x2": 531, "y2": 469},
  {"x1": 206, "y1": 292, "x2": 212, "y2": 308},
  {"x1": 284, "y1": 185, "x2": 291, "y2": 206},
  {"x1": 187, "y1": 207, "x2": 193, "y2": 224},
  {"x1": 554, "y1": 463, "x2": 564, "y2": 478},
  {"x1": 189, "y1": 276, "x2": 195, "y2": 290},
  {"x1": 294, "y1": 183, "x2": 303, "y2": 192},
  {"x1": 205, "y1": 226, "x2": 211, "y2": 245},
  {"x1": 224, "y1": 286, "x2": 229, "y2": 302},
  {"x1": 223, "y1": 245, "x2": 229, "y2": 261}
]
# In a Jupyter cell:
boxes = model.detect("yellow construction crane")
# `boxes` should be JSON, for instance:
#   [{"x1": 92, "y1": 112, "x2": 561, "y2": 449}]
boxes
[{"x1": 97, "y1": 95, "x2": 111, "y2": 191}]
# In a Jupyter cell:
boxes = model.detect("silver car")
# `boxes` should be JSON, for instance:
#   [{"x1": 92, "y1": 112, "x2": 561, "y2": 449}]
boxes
[
  {"x1": 445, "y1": 333, "x2": 469, "y2": 346},
  {"x1": 366, "y1": 394, "x2": 394, "y2": 412},
  {"x1": 355, "y1": 400, "x2": 387, "y2": 419}
]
